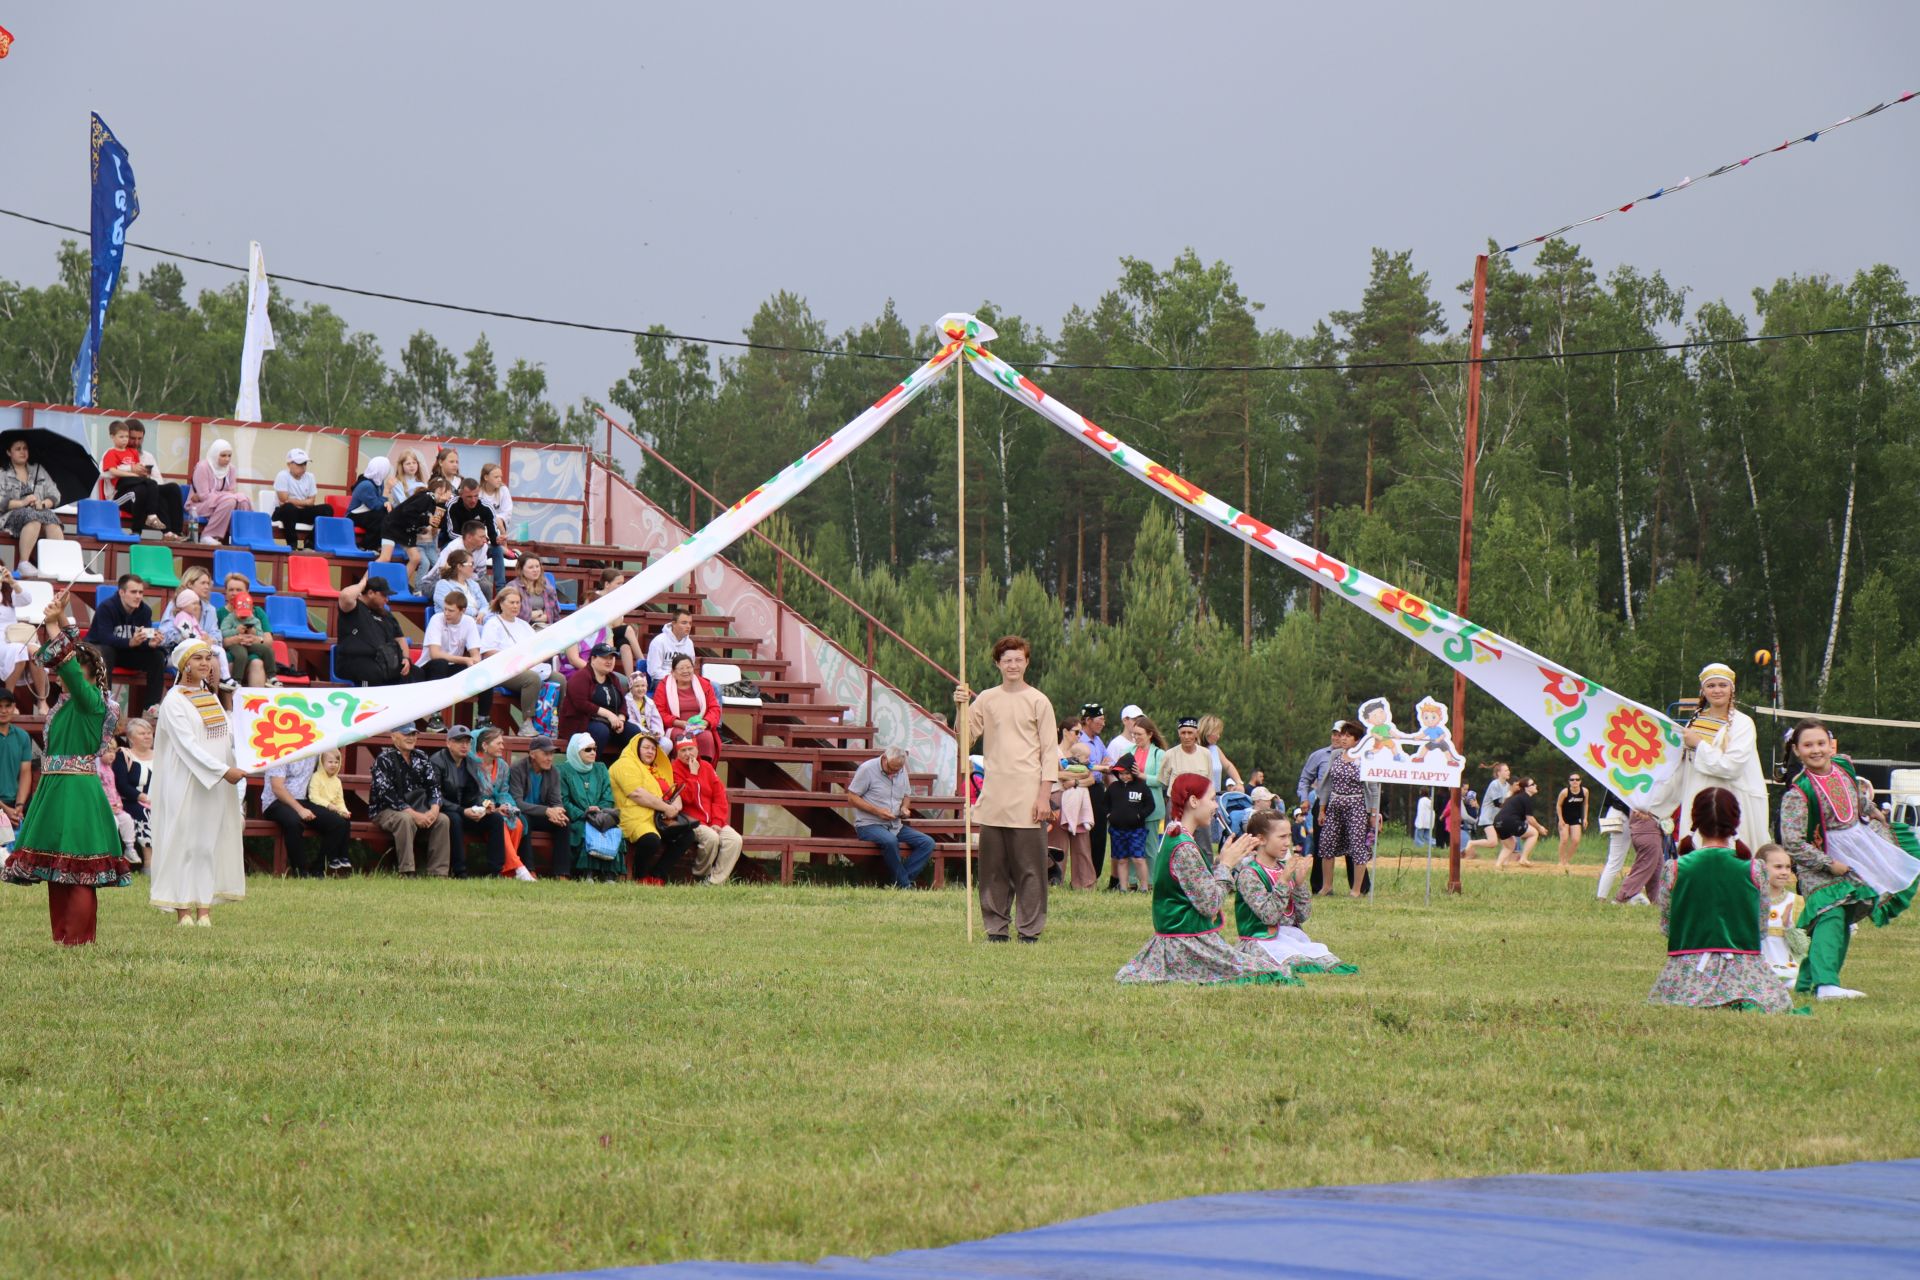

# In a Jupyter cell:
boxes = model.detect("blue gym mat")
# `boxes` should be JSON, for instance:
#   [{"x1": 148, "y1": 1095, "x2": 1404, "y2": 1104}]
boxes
[{"x1": 503, "y1": 1159, "x2": 1920, "y2": 1278}]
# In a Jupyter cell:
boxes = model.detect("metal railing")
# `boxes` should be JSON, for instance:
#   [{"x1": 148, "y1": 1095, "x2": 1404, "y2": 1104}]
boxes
[{"x1": 592, "y1": 408, "x2": 958, "y2": 688}]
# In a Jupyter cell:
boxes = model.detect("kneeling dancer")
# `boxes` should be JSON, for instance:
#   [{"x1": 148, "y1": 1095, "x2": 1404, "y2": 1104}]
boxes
[
  {"x1": 0, "y1": 603, "x2": 131, "y2": 944},
  {"x1": 1648, "y1": 787, "x2": 1788, "y2": 1013},
  {"x1": 1778, "y1": 718, "x2": 1920, "y2": 1001},
  {"x1": 1232, "y1": 810, "x2": 1353, "y2": 976},
  {"x1": 1116, "y1": 774, "x2": 1289, "y2": 985}
]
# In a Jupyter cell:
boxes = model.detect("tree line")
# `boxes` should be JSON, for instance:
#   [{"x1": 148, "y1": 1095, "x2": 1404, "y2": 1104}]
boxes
[{"x1": 4, "y1": 238, "x2": 1918, "y2": 786}]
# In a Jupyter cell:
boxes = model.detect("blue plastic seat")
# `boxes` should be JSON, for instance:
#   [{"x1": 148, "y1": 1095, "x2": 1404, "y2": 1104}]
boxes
[
  {"x1": 313, "y1": 516, "x2": 375, "y2": 561},
  {"x1": 229, "y1": 509, "x2": 292, "y2": 554},
  {"x1": 211, "y1": 549, "x2": 276, "y2": 596},
  {"x1": 76, "y1": 499, "x2": 137, "y2": 544},
  {"x1": 365, "y1": 560, "x2": 426, "y2": 603},
  {"x1": 266, "y1": 593, "x2": 327, "y2": 640}
]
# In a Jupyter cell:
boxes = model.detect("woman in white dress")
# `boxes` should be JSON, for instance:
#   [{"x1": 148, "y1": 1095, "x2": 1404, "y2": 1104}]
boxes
[
  {"x1": 1646, "y1": 661, "x2": 1771, "y2": 855},
  {"x1": 148, "y1": 638, "x2": 247, "y2": 925}
]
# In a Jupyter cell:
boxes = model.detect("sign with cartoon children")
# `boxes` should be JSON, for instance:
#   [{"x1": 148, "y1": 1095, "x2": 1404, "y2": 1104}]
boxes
[{"x1": 1347, "y1": 696, "x2": 1464, "y2": 787}]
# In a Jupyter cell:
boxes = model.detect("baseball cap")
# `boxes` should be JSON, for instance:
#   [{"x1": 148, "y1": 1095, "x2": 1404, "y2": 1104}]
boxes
[
  {"x1": 1121, "y1": 704, "x2": 1144, "y2": 720},
  {"x1": 362, "y1": 577, "x2": 390, "y2": 595},
  {"x1": 391, "y1": 721, "x2": 418, "y2": 734},
  {"x1": 589, "y1": 642, "x2": 618, "y2": 658},
  {"x1": 1250, "y1": 786, "x2": 1274, "y2": 804},
  {"x1": 529, "y1": 736, "x2": 558, "y2": 753},
  {"x1": 1111, "y1": 757, "x2": 1136, "y2": 774},
  {"x1": 446, "y1": 724, "x2": 472, "y2": 741},
  {"x1": 286, "y1": 448, "x2": 310, "y2": 465}
]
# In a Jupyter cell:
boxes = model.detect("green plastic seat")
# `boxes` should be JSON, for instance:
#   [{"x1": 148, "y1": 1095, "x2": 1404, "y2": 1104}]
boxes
[{"x1": 127, "y1": 543, "x2": 181, "y2": 589}]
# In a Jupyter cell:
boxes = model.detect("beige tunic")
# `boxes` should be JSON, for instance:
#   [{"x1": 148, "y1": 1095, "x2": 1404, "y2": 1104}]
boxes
[
  {"x1": 964, "y1": 684, "x2": 1058, "y2": 829},
  {"x1": 1159, "y1": 744, "x2": 1212, "y2": 791}
]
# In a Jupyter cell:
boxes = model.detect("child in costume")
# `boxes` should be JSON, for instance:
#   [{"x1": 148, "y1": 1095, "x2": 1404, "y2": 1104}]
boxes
[
  {"x1": 1648, "y1": 787, "x2": 1789, "y2": 1013},
  {"x1": 1758, "y1": 843, "x2": 1807, "y2": 984},
  {"x1": 1777, "y1": 718, "x2": 1920, "y2": 1000},
  {"x1": 1231, "y1": 809, "x2": 1351, "y2": 976},
  {"x1": 1116, "y1": 774, "x2": 1289, "y2": 985}
]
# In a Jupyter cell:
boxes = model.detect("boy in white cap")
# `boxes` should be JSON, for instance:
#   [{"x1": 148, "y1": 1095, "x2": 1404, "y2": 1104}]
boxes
[{"x1": 272, "y1": 447, "x2": 330, "y2": 550}]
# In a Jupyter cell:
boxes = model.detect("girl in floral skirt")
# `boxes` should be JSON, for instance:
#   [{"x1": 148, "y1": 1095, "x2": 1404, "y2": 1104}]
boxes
[{"x1": 1648, "y1": 787, "x2": 1788, "y2": 1013}]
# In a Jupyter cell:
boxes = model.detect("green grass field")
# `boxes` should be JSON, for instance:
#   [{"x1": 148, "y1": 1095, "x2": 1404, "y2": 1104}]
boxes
[{"x1": 4, "y1": 848, "x2": 1918, "y2": 1279}]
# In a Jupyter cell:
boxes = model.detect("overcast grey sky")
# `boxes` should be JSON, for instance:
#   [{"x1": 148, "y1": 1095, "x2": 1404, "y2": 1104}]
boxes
[{"x1": 3, "y1": 1, "x2": 1916, "y2": 414}]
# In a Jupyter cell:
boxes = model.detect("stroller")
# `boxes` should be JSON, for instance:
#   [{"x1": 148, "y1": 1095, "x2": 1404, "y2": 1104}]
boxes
[{"x1": 1217, "y1": 789, "x2": 1256, "y2": 839}]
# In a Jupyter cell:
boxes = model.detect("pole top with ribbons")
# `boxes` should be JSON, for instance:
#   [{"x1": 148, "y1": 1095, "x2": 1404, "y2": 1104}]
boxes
[{"x1": 938, "y1": 312, "x2": 997, "y2": 353}]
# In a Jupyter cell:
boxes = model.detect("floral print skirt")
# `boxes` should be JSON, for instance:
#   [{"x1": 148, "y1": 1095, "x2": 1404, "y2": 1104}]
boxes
[
  {"x1": 1648, "y1": 951, "x2": 1791, "y2": 1012},
  {"x1": 1117, "y1": 930, "x2": 1294, "y2": 985}
]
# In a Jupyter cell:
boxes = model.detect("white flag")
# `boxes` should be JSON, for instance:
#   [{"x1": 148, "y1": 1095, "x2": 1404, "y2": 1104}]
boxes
[{"x1": 234, "y1": 241, "x2": 276, "y2": 421}]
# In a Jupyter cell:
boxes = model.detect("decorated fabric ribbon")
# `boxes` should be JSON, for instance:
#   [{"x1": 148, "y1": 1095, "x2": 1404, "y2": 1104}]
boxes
[
  {"x1": 960, "y1": 341, "x2": 1684, "y2": 804},
  {"x1": 229, "y1": 342, "x2": 966, "y2": 770},
  {"x1": 1499, "y1": 90, "x2": 1918, "y2": 255}
]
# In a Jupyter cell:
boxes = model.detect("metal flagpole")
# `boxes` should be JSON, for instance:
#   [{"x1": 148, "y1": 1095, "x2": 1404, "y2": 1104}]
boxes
[
  {"x1": 1448, "y1": 253, "x2": 1490, "y2": 896},
  {"x1": 956, "y1": 345, "x2": 974, "y2": 942}
]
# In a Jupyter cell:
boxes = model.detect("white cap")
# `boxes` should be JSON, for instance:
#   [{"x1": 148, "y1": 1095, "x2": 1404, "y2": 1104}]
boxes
[
  {"x1": 1250, "y1": 786, "x2": 1274, "y2": 803},
  {"x1": 286, "y1": 448, "x2": 310, "y2": 465},
  {"x1": 1120, "y1": 704, "x2": 1144, "y2": 720}
]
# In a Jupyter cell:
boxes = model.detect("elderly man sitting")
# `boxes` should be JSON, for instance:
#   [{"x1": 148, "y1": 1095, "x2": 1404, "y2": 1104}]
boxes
[{"x1": 845, "y1": 746, "x2": 935, "y2": 888}]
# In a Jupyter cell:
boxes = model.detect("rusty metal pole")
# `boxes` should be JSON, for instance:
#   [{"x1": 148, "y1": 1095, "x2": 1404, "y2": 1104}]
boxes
[{"x1": 1448, "y1": 253, "x2": 1489, "y2": 896}]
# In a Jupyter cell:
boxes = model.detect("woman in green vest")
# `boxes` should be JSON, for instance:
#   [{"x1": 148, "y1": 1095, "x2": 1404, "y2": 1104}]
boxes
[
  {"x1": 1232, "y1": 810, "x2": 1353, "y2": 976},
  {"x1": 1777, "y1": 718, "x2": 1920, "y2": 1000},
  {"x1": 1648, "y1": 786, "x2": 1788, "y2": 1012},
  {"x1": 1116, "y1": 773, "x2": 1289, "y2": 985}
]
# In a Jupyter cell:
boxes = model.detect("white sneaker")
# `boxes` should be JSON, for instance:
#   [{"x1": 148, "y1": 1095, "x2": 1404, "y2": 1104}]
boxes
[
  {"x1": 1627, "y1": 892, "x2": 1651, "y2": 906},
  {"x1": 1816, "y1": 985, "x2": 1866, "y2": 1000},
  {"x1": 514, "y1": 866, "x2": 536, "y2": 882},
  {"x1": 199, "y1": 535, "x2": 220, "y2": 546},
  {"x1": 12, "y1": 563, "x2": 35, "y2": 579}
]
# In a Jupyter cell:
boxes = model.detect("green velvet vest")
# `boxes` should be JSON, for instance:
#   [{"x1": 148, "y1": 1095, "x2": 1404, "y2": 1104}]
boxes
[
  {"x1": 1234, "y1": 862, "x2": 1276, "y2": 940},
  {"x1": 1150, "y1": 828, "x2": 1220, "y2": 936},
  {"x1": 1666, "y1": 845, "x2": 1761, "y2": 955},
  {"x1": 1792, "y1": 758, "x2": 1861, "y2": 844}
]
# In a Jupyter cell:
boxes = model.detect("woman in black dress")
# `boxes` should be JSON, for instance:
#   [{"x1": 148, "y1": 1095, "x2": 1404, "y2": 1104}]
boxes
[{"x1": 1556, "y1": 774, "x2": 1589, "y2": 867}]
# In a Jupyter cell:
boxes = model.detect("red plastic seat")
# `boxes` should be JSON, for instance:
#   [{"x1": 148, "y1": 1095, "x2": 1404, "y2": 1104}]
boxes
[
  {"x1": 324, "y1": 494, "x2": 349, "y2": 518},
  {"x1": 286, "y1": 554, "x2": 340, "y2": 599},
  {"x1": 272, "y1": 639, "x2": 311, "y2": 685}
]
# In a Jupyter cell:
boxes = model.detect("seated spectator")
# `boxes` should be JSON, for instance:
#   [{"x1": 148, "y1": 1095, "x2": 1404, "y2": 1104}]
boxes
[
  {"x1": 610, "y1": 732, "x2": 686, "y2": 884},
  {"x1": 156, "y1": 568, "x2": 230, "y2": 684},
  {"x1": 103, "y1": 418, "x2": 185, "y2": 538},
  {"x1": 348, "y1": 457, "x2": 392, "y2": 550},
  {"x1": 845, "y1": 746, "x2": 935, "y2": 889},
  {"x1": 560, "y1": 642, "x2": 635, "y2": 759},
  {"x1": 416, "y1": 589, "x2": 482, "y2": 686},
  {"x1": 430, "y1": 724, "x2": 516, "y2": 880},
  {"x1": 97, "y1": 737, "x2": 139, "y2": 866},
  {"x1": 423, "y1": 519, "x2": 489, "y2": 600},
  {"x1": 625, "y1": 671, "x2": 666, "y2": 744},
  {"x1": 477, "y1": 585, "x2": 549, "y2": 721},
  {"x1": 0, "y1": 567, "x2": 52, "y2": 714},
  {"x1": 268, "y1": 448, "x2": 330, "y2": 550},
  {"x1": 387, "y1": 448, "x2": 428, "y2": 504},
  {"x1": 368, "y1": 723, "x2": 450, "y2": 876},
  {"x1": 432, "y1": 550, "x2": 492, "y2": 623},
  {"x1": 188, "y1": 439, "x2": 253, "y2": 546},
  {"x1": 432, "y1": 446, "x2": 464, "y2": 490},
  {"x1": 654, "y1": 653, "x2": 721, "y2": 762},
  {"x1": 217, "y1": 572, "x2": 277, "y2": 687},
  {"x1": 262, "y1": 747, "x2": 352, "y2": 876},
  {"x1": 478, "y1": 461, "x2": 515, "y2": 548},
  {"x1": 0, "y1": 696, "x2": 39, "y2": 831},
  {"x1": 646, "y1": 607, "x2": 696, "y2": 687},
  {"x1": 560, "y1": 733, "x2": 623, "y2": 882},
  {"x1": 470, "y1": 726, "x2": 532, "y2": 880},
  {"x1": 114, "y1": 716, "x2": 154, "y2": 863},
  {"x1": 1, "y1": 434, "x2": 67, "y2": 574},
  {"x1": 671, "y1": 735, "x2": 741, "y2": 885},
  {"x1": 334, "y1": 575, "x2": 411, "y2": 687},
  {"x1": 85, "y1": 574, "x2": 166, "y2": 709},
  {"x1": 439, "y1": 478, "x2": 504, "y2": 593},
  {"x1": 377, "y1": 473, "x2": 451, "y2": 582},
  {"x1": 508, "y1": 735, "x2": 570, "y2": 877},
  {"x1": 512, "y1": 555, "x2": 562, "y2": 628}
]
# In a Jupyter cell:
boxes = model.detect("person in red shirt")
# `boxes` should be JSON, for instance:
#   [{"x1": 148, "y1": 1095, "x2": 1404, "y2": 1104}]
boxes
[
  {"x1": 672, "y1": 736, "x2": 741, "y2": 884},
  {"x1": 102, "y1": 419, "x2": 185, "y2": 538},
  {"x1": 654, "y1": 653, "x2": 722, "y2": 762}
]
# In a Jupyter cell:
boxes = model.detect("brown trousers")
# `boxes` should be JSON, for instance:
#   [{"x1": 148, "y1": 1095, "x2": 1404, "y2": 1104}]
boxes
[
  {"x1": 48, "y1": 883, "x2": 98, "y2": 946},
  {"x1": 978, "y1": 825, "x2": 1048, "y2": 940},
  {"x1": 1615, "y1": 814, "x2": 1666, "y2": 902}
]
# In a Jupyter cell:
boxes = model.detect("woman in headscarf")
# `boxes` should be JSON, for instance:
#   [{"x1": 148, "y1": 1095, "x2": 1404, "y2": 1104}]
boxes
[
  {"x1": 560, "y1": 732, "x2": 622, "y2": 882},
  {"x1": 1116, "y1": 773, "x2": 1290, "y2": 986},
  {"x1": 654, "y1": 653, "x2": 722, "y2": 762},
  {"x1": 1647, "y1": 787, "x2": 1789, "y2": 1012},
  {"x1": 0, "y1": 434, "x2": 67, "y2": 573},
  {"x1": 1, "y1": 594, "x2": 130, "y2": 945},
  {"x1": 187, "y1": 440, "x2": 254, "y2": 546},
  {"x1": 609, "y1": 731, "x2": 686, "y2": 884},
  {"x1": 348, "y1": 455, "x2": 393, "y2": 550},
  {"x1": 147, "y1": 637, "x2": 247, "y2": 925},
  {"x1": 1646, "y1": 661, "x2": 1771, "y2": 855}
]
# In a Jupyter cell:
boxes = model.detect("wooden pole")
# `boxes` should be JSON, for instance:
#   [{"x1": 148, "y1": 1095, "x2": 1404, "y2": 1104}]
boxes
[
  {"x1": 1448, "y1": 253, "x2": 1489, "y2": 896},
  {"x1": 956, "y1": 346, "x2": 974, "y2": 941}
]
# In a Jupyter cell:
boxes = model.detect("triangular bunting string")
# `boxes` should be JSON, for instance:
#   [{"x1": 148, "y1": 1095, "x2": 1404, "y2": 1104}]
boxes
[
  {"x1": 229, "y1": 343, "x2": 965, "y2": 770},
  {"x1": 960, "y1": 342, "x2": 1685, "y2": 803}
]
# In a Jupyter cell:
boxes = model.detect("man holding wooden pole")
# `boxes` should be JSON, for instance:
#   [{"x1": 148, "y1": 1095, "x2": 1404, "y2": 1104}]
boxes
[{"x1": 954, "y1": 636, "x2": 1058, "y2": 943}]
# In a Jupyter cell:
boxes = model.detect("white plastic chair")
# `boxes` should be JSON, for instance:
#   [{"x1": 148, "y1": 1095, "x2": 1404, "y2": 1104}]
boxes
[
  {"x1": 7, "y1": 577, "x2": 54, "y2": 622},
  {"x1": 31, "y1": 540, "x2": 103, "y2": 584},
  {"x1": 1889, "y1": 769, "x2": 1920, "y2": 828},
  {"x1": 703, "y1": 661, "x2": 760, "y2": 707}
]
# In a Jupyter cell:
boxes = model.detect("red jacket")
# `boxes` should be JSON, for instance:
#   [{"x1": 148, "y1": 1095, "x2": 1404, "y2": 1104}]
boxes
[{"x1": 675, "y1": 757, "x2": 730, "y2": 829}]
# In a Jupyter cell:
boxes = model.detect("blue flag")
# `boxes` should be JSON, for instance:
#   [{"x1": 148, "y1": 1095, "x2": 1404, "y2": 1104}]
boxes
[{"x1": 70, "y1": 112, "x2": 139, "y2": 407}]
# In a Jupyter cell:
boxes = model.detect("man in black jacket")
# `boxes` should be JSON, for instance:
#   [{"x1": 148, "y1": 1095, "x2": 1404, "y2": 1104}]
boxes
[
  {"x1": 429, "y1": 725, "x2": 503, "y2": 878},
  {"x1": 508, "y1": 736, "x2": 571, "y2": 877},
  {"x1": 85, "y1": 574, "x2": 165, "y2": 710},
  {"x1": 437, "y1": 478, "x2": 503, "y2": 591}
]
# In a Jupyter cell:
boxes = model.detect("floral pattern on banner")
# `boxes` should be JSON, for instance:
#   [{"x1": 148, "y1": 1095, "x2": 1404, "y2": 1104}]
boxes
[{"x1": 963, "y1": 341, "x2": 1683, "y2": 804}]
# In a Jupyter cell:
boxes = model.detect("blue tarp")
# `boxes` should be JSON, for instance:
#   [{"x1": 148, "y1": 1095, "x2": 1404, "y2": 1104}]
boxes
[{"x1": 503, "y1": 1160, "x2": 1920, "y2": 1279}]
